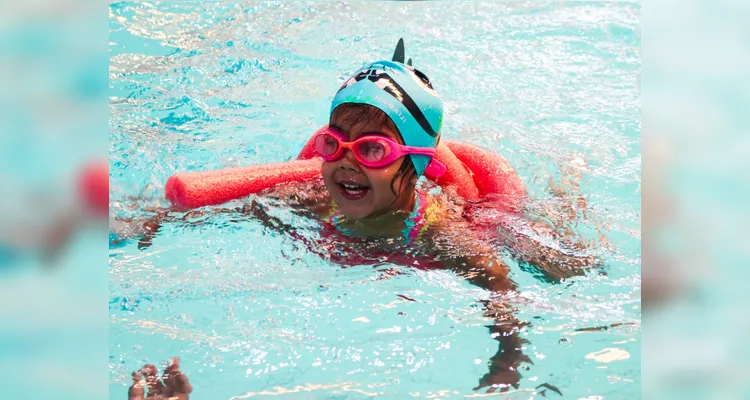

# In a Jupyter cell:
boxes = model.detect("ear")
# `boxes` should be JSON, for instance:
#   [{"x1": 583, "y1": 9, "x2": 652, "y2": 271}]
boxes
[{"x1": 407, "y1": 58, "x2": 412, "y2": 66}]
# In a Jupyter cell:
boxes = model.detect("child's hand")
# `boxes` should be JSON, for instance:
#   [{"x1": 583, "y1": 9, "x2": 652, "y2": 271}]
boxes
[
  {"x1": 139, "y1": 363, "x2": 166, "y2": 397},
  {"x1": 164, "y1": 357, "x2": 181, "y2": 374},
  {"x1": 473, "y1": 353, "x2": 525, "y2": 393},
  {"x1": 163, "y1": 357, "x2": 193, "y2": 396},
  {"x1": 475, "y1": 353, "x2": 563, "y2": 396},
  {"x1": 128, "y1": 371, "x2": 145, "y2": 400}
]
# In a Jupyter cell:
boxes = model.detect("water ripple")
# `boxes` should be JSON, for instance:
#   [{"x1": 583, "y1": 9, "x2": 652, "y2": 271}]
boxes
[{"x1": 109, "y1": 1, "x2": 640, "y2": 398}]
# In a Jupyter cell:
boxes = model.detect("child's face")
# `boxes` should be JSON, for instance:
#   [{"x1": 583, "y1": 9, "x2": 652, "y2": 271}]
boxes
[{"x1": 322, "y1": 112, "x2": 413, "y2": 220}]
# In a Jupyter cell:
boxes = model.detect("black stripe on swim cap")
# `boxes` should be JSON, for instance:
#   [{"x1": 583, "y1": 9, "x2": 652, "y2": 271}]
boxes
[
  {"x1": 376, "y1": 73, "x2": 438, "y2": 138},
  {"x1": 337, "y1": 67, "x2": 438, "y2": 138}
]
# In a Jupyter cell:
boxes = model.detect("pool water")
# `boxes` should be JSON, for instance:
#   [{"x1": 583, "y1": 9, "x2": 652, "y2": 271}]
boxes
[{"x1": 109, "y1": 1, "x2": 640, "y2": 399}]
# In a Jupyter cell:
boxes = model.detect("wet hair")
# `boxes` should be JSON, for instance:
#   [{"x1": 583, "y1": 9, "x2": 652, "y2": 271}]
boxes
[{"x1": 330, "y1": 103, "x2": 418, "y2": 197}]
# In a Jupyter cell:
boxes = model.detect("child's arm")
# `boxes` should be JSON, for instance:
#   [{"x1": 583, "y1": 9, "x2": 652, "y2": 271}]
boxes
[
  {"x1": 112, "y1": 181, "x2": 331, "y2": 249},
  {"x1": 503, "y1": 219, "x2": 603, "y2": 283},
  {"x1": 506, "y1": 172, "x2": 605, "y2": 283},
  {"x1": 172, "y1": 372, "x2": 193, "y2": 396},
  {"x1": 424, "y1": 223, "x2": 535, "y2": 393},
  {"x1": 445, "y1": 254, "x2": 516, "y2": 292},
  {"x1": 500, "y1": 177, "x2": 605, "y2": 283},
  {"x1": 443, "y1": 254, "x2": 530, "y2": 393},
  {"x1": 164, "y1": 358, "x2": 193, "y2": 397},
  {"x1": 258, "y1": 180, "x2": 333, "y2": 216},
  {"x1": 424, "y1": 212, "x2": 515, "y2": 291},
  {"x1": 473, "y1": 300, "x2": 536, "y2": 393},
  {"x1": 113, "y1": 203, "x2": 280, "y2": 250},
  {"x1": 128, "y1": 372, "x2": 145, "y2": 400},
  {"x1": 127, "y1": 385, "x2": 144, "y2": 400}
]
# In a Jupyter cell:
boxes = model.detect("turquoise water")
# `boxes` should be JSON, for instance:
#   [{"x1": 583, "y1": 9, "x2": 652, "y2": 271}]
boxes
[{"x1": 109, "y1": 1, "x2": 640, "y2": 399}]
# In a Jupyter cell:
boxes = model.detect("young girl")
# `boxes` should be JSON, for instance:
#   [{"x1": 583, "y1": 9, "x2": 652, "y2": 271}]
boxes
[{"x1": 123, "y1": 40, "x2": 599, "y2": 395}]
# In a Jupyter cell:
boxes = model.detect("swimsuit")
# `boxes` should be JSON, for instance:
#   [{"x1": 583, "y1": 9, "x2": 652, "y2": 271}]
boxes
[{"x1": 294, "y1": 189, "x2": 444, "y2": 269}]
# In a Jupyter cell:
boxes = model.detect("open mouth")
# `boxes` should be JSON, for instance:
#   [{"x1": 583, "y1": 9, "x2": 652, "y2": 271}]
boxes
[{"x1": 337, "y1": 181, "x2": 370, "y2": 200}]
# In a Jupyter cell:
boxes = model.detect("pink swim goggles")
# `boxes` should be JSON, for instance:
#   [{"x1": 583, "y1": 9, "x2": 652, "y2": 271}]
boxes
[{"x1": 314, "y1": 128, "x2": 446, "y2": 177}]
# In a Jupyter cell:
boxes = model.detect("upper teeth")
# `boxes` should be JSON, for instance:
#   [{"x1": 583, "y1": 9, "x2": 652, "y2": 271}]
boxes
[{"x1": 342, "y1": 183, "x2": 361, "y2": 188}]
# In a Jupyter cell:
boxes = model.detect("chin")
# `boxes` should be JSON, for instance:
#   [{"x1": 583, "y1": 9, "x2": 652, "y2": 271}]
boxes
[{"x1": 335, "y1": 203, "x2": 373, "y2": 221}]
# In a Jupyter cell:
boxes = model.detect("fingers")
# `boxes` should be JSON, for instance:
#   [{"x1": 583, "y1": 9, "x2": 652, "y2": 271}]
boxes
[
  {"x1": 520, "y1": 354, "x2": 534, "y2": 365},
  {"x1": 536, "y1": 383, "x2": 563, "y2": 396},
  {"x1": 473, "y1": 374, "x2": 491, "y2": 391},
  {"x1": 474, "y1": 372, "x2": 521, "y2": 394},
  {"x1": 473, "y1": 382, "x2": 501, "y2": 394}
]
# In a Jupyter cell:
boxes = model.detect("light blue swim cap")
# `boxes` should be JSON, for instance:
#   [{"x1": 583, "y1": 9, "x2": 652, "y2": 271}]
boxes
[{"x1": 330, "y1": 39, "x2": 444, "y2": 177}]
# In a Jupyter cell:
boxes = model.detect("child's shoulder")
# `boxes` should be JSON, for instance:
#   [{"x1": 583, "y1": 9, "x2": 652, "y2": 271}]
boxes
[
  {"x1": 421, "y1": 189, "x2": 466, "y2": 226},
  {"x1": 259, "y1": 180, "x2": 334, "y2": 216}
]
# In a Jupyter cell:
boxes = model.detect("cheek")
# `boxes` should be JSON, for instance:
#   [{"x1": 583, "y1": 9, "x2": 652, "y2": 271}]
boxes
[
  {"x1": 321, "y1": 162, "x2": 335, "y2": 179},
  {"x1": 366, "y1": 163, "x2": 402, "y2": 198},
  {"x1": 321, "y1": 162, "x2": 337, "y2": 190}
]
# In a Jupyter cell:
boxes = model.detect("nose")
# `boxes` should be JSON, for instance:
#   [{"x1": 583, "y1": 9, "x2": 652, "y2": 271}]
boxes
[{"x1": 337, "y1": 148, "x2": 361, "y2": 172}]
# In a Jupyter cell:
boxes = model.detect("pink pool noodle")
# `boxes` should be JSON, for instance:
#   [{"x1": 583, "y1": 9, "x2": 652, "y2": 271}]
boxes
[
  {"x1": 446, "y1": 141, "x2": 527, "y2": 210},
  {"x1": 165, "y1": 127, "x2": 527, "y2": 209},
  {"x1": 165, "y1": 158, "x2": 322, "y2": 209},
  {"x1": 429, "y1": 142, "x2": 480, "y2": 200}
]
